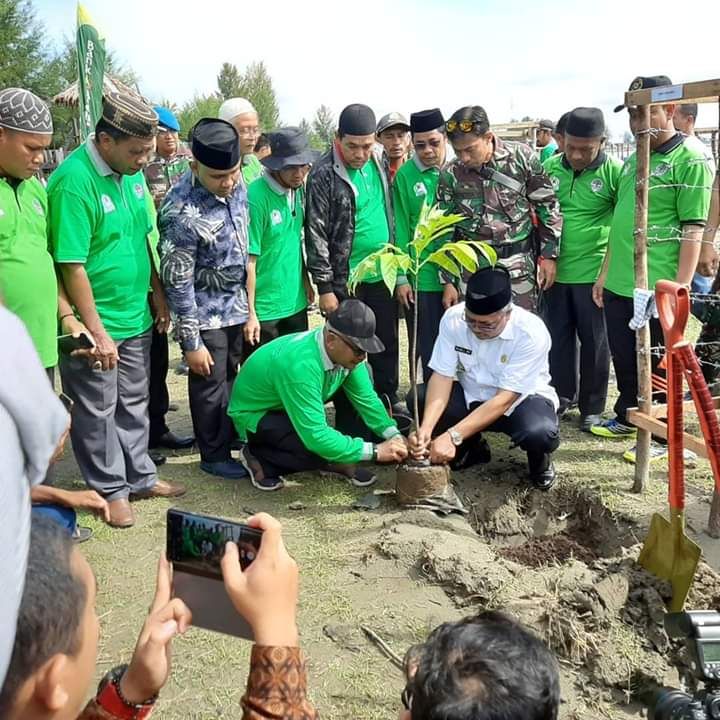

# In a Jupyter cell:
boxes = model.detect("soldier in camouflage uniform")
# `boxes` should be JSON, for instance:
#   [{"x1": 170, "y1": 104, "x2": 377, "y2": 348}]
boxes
[
  {"x1": 142, "y1": 106, "x2": 194, "y2": 460},
  {"x1": 435, "y1": 106, "x2": 562, "y2": 312}
]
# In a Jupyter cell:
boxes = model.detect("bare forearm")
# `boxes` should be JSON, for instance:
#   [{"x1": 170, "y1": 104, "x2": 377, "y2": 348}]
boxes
[
  {"x1": 677, "y1": 225, "x2": 704, "y2": 285},
  {"x1": 59, "y1": 264, "x2": 104, "y2": 334},
  {"x1": 31, "y1": 485, "x2": 72, "y2": 507},
  {"x1": 419, "y1": 373, "x2": 454, "y2": 434},
  {"x1": 247, "y1": 257, "x2": 257, "y2": 317},
  {"x1": 452, "y1": 391, "x2": 519, "y2": 438},
  {"x1": 149, "y1": 263, "x2": 163, "y2": 295}
]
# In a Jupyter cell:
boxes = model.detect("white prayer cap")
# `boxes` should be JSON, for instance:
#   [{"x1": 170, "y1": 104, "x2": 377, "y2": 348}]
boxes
[{"x1": 218, "y1": 97, "x2": 257, "y2": 122}]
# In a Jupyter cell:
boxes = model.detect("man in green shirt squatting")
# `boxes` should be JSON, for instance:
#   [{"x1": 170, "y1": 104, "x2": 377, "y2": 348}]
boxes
[
  {"x1": 48, "y1": 92, "x2": 186, "y2": 529},
  {"x1": 543, "y1": 107, "x2": 621, "y2": 431},
  {"x1": 245, "y1": 127, "x2": 318, "y2": 350},
  {"x1": 219, "y1": 97, "x2": 264, "y2": 186},
  {"x1": 591, "y1": 75, "x2": 713, "y2": 463},
  {"x1": 394, "y1": 108, "x2": 450, "y2": 383},
  {"x1": 229, "y1": 300, "x2": 409, "y2": 491}
]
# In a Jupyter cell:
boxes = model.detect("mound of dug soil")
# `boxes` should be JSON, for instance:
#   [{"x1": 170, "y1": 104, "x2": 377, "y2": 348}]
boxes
[{"x1": 375, "y1": 490, "x2": 720, "y2": 719}]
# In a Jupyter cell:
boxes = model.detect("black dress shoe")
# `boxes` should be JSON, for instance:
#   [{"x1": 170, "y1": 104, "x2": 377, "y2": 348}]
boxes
[
  {"x1": 150, "y1": 431, "x2": 195, "y2": 450},
  {"x1": 529, "y1": 461, "x2": 556, "y2": 491},
  {"x1": 450, "y1": 436, "x2": 492, "y2": 471},
  {"x1": 149, "y1": 449, "x2": 167, "y2": 466}
]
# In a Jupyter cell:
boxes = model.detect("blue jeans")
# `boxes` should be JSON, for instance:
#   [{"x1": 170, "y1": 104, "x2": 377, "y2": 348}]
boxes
[{"x1": 32, "y1": 504, "x2": 77, "y2": 535}]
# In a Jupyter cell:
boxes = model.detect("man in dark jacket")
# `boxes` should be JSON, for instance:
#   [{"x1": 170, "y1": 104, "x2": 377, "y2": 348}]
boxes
[{"x1": 304, "y1": 104, "x2": 401, "y2": 410}]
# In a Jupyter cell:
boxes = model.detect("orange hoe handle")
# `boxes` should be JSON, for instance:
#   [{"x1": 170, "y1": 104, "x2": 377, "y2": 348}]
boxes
[{"x1": 656, "y1": 281, "x2": 689, "y2": 513}]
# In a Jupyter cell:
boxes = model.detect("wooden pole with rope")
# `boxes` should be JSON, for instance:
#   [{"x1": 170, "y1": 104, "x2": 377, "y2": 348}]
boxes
[{"x1": 633, "y1": 103, "x2": 652, "y2": 492}]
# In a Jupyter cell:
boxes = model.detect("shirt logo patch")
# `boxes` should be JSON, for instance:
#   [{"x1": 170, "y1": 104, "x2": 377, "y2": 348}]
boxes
[
  {"x1": 101, "y1": 194, "x2": 116, "y2": 213},
  {"x1": 32, "y1": 198, "x2": 44, "y2": 215},
  {"x1": 500, "y1": 354, "x2": 508, "y2": 364},
  {"x1": 653, "y1": 162, "x2": 671, "y2": 177},
  {"x1": 413, "y1": 182, "x2": 427, "y2": 197},
  {"x1": 270, "y1": 209, "x2": 283, "y2": 226},
  {"x1": 590, "y1": 178, "x2": 604, "y2": 193},
  {"x1": 455, "y1": 345, "x2": 472, "y2": 355},
  {"x1": 133, "y1": 183, "x2": 145, "y2": 199},
  {"x1": 550, "y1": 175, "x2": 560, "y2": 190}
]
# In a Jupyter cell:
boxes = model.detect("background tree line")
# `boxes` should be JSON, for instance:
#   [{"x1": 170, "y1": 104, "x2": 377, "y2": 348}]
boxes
[{"x1": 1, "y1": 0, "x2": 337, "y2": 152}]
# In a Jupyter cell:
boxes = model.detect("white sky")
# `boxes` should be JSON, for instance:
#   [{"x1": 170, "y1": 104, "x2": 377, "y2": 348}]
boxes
[{"x1": 36, "y1": 0, "x2": 720, "y2": 140}]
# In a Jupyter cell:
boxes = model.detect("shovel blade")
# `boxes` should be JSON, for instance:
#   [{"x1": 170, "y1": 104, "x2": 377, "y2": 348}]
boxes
[{"x1": 638, "y1": 512, "x2": 702, "y2": 612}]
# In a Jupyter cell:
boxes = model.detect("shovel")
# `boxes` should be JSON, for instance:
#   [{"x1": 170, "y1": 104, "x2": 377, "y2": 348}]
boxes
[{"x1": 638, "y1": 282, "x2": 701, "y2": 612}]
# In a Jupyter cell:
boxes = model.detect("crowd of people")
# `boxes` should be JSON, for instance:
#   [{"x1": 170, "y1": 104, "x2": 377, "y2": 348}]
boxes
[{"x1": 0, "y1": 69, "x2": 719, "y2": 717}]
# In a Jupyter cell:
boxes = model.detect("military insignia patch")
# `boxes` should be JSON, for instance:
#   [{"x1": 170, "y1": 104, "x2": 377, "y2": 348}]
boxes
[{"x1": 590, "y1": 178, "x2": 604, "y2": 193}]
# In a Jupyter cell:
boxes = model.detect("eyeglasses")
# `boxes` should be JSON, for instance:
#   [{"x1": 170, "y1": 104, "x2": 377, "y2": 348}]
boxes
[
  {"x1": 237, "y1": 127, "x2": 260, "y2": 137},
  {"x1": 413, "y1": 139, "x2": 443, "y2": 150},
  {"x1": 446, "y1": 119, "x2": 482, "y2": 133},
  {"x1": 330, "y1": 331, "x2": 366, "y2": 358},
  {"x1": 464, "y1": 309, "x2": 509, "y2": 331}
]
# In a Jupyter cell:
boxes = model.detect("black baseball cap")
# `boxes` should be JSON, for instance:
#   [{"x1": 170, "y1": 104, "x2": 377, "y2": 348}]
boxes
[
  {"x1": 326, "y1": 300, "x2": 384, "y2": 353},
  {"x1": 614, "y1": 75, "x2": 672, "y2": 112}
]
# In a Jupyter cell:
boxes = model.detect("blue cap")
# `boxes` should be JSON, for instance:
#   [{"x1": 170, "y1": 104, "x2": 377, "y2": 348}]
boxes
[{"x1": 153, "y1": 105, "x2": 180, "y2": 132}]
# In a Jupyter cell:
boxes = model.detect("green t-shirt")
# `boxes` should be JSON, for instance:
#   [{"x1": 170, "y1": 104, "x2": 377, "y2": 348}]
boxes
[
  {"x1": 348, "y1": 160, "x2": 390, "y2": 284},
  {"x1": 0, "y1": 176, "x2": 58, "y2": 367},
  {"x1": 242, "y1": 154, "x2": 264, "y2": 185},
  {"x1": 543, "y1": 152, "x2": 622, "y2": 284},
  {"x1": 393, "y1": 157, "x2": 443, "y2": 292},
  {"x1": 605, "y1": 135, "x2": 713, "y2": 298},
  {"x1": 228, "y1": 327, "x2": 399, "y2": 463},
  {"x1": 540, "y1": 142, "x2": 558, "y2": 163},
  {"x1": 47, "y1": 140, "x2": 153, "y2": 340},
  {"x1": 248, "y1": 174, "x2": 307, "y2": 322}
]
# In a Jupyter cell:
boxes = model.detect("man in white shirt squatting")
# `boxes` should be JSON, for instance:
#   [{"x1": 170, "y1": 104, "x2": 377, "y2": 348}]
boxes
[{"x1": 408, "y1": 266, "x2": 560, "y2": 490}]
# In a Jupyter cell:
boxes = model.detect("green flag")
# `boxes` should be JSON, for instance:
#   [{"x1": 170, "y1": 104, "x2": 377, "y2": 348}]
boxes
[{"x1": 76, "y1": 3, "x2": 105, "y2": 140}]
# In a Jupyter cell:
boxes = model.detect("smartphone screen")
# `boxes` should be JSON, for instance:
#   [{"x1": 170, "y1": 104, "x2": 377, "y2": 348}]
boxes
[
  {"x1": 166, "y1": 509, "x2": 262, "y2": 580},
  {"x1": 58, "y1": 392, "x2": 74, "y2": 413}
]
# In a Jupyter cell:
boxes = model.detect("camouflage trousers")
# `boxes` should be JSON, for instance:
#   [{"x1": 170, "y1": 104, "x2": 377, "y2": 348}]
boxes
[{"x1": 696, "y1": 320, "x2": 720, "y2": 388}]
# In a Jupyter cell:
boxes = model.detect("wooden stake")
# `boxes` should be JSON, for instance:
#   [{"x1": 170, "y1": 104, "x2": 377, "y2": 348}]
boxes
[{"x1": 633, "y1": 103, "x2": 652, "y2": 493}]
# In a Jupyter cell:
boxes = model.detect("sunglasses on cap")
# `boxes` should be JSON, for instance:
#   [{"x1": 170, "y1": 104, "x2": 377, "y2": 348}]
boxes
[{"x1": 446, "y1": 119, "x2": 483, "y2": 133}]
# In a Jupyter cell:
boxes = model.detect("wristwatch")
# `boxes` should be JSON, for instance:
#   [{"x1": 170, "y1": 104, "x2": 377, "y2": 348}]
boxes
[
  {"x1": 96, "y1": 664, "x2": 157, "y2": 719},
  {"x1": 448, "y1": 428, "x2": 463, "y2": 446}
]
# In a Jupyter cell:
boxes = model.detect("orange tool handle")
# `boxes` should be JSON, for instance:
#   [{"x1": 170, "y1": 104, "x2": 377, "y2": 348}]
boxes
[
  {"x1": 678, "y1": 344, "x2": 720, "y2": 496},
  {"x1": 656, "y1": 280, "x2": 690, "y2": 349},
  {"x1": 666, "y1": 349, "x2": 686, "y2": 512}
]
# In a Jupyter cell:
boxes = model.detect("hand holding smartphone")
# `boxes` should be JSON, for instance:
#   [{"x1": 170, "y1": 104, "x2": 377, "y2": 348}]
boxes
[
  {"x1": 57, "y1": 332, "x2": 95, "y2": 355},
  {"x1": 166, "y1": 509, "x2": 263, "y2": 638}
]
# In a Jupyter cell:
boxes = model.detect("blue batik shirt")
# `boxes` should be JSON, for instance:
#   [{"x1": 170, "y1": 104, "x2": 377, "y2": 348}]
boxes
[{"x1": 158, "y1": 172, "x2": 249, "y2": 352}]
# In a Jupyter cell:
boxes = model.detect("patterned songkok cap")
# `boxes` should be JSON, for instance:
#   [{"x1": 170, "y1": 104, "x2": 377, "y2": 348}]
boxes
[
  {"x1": 102, "y1": 91, "x2": 158, "y2": 138},
  {"x1": 0, "y1": 87, "x2": 53, "y2": 134}
]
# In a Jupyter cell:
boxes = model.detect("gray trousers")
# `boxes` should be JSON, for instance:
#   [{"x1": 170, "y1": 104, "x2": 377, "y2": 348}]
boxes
[{"x1": 59, "y1": 330, "x2": 157, "y2": 501}]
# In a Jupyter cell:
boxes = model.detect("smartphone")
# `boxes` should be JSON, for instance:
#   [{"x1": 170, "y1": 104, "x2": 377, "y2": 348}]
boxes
[
  {"x1": 166, "y1": 508, "x2": 263, "y2": 638},
  {"x1": 58, "y1": 332, "x2": 94, "y2": 355}
]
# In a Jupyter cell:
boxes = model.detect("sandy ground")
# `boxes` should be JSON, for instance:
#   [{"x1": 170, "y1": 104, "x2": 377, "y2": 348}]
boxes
[{"x1": 51, "y1": 315, "x2": 720, "y2": 719}]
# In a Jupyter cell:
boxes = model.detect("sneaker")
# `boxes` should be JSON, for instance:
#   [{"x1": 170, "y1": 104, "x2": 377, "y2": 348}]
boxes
[
  {"x1": 623, "y1": 443, "x2": 698, "y2": 466},
  {"x1": 579, "y1": 414, "x2": 602, "y2": 433},
  {"x1": 239, "y1": 448, "x2": 285, "y2": 491},
  {"x1": 590, "y1": 418, "x2": 637, "y2": 439},
  {"x1": 322, "y1": 464, "x2": 378, "y2": 488},
  {"x1": 200, "y1": 459, "x2": 249, "y2": 480}
]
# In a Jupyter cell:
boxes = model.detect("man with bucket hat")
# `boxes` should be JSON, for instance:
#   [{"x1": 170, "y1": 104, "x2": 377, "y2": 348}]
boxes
[
  {"x1": 245, "y1": 127, "x2": 318, "y2": 351},
  {"x1": 229, "y1": 299, "x2": 408, "y2": 491}
]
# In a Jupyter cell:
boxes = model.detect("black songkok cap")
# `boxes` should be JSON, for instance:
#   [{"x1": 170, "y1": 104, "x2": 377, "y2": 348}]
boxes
[
  {"x1": 338, "y1": 104, "x2": 376, "y2": 136},
  {"x1": 565, "y1": 107, "x2": 606, "y2": 138},
  {"x1": 191, "y1": 118, "x2": 240, "y2": 170},
  {"x1": 465, "y1": 266, "x2": 512, "y2": 316},
  {"x1": 102, "y1": 91, "x2": 158, "y2": 138},
  {"x1": 410, "y1": 108, "x2": 445, "y2": 134},
  {"x1": 556, "y1": 111, "x2": 571, "y2": 135}
]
